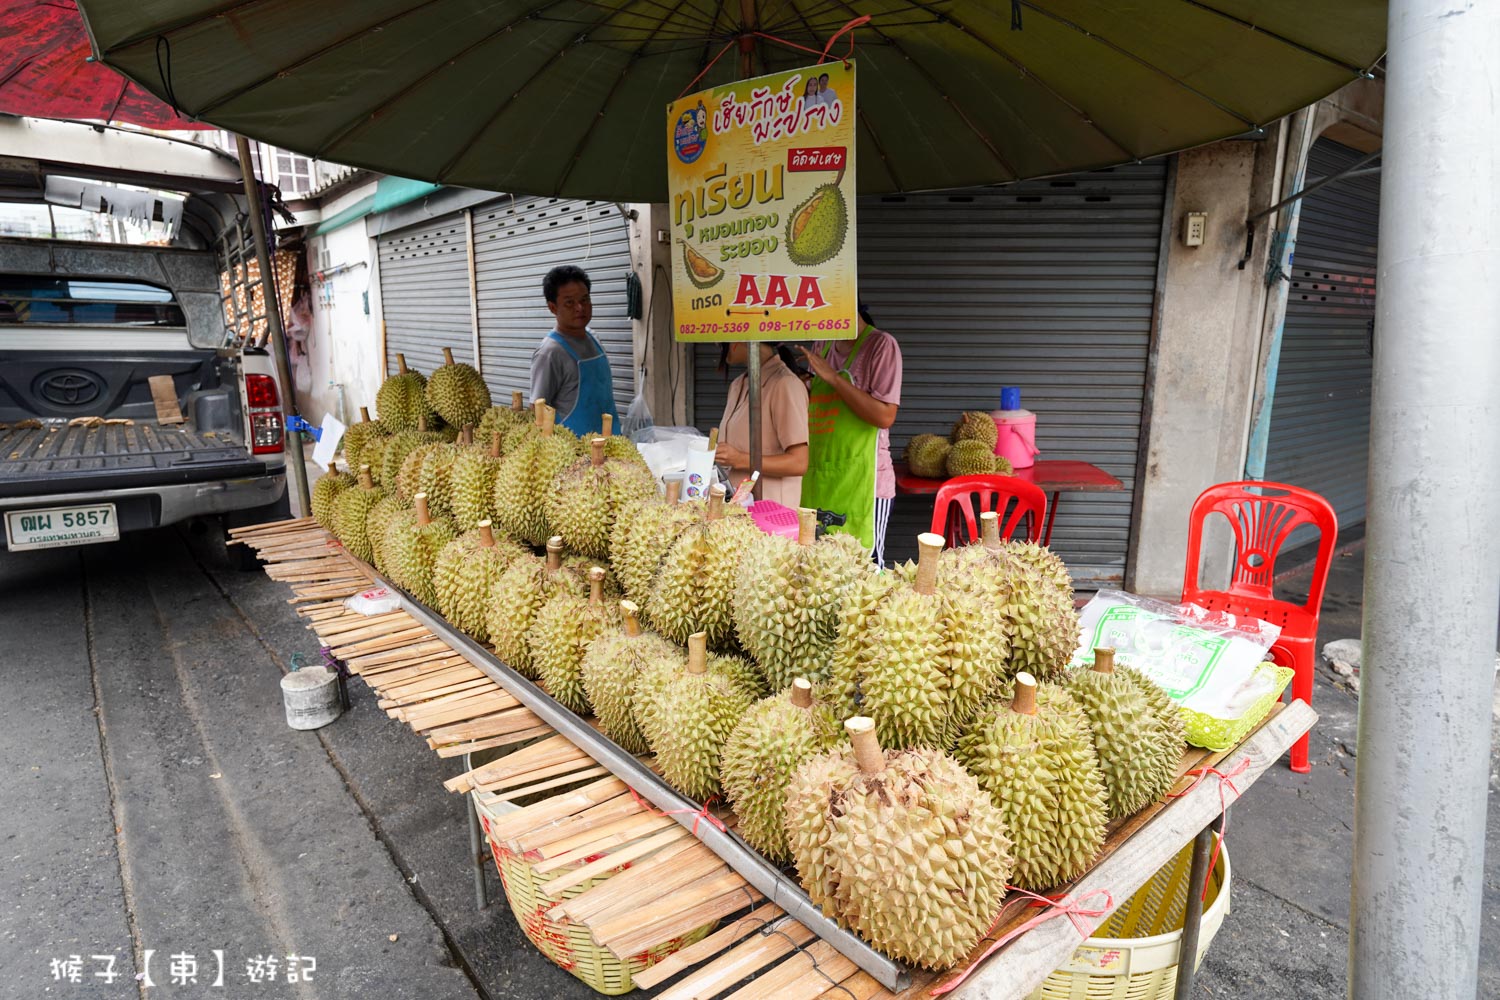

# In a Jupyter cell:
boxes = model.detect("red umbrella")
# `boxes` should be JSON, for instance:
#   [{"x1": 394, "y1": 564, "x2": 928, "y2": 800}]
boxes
[{"x1": 0, "y1": 0, "x2": 207, "y2": 128}]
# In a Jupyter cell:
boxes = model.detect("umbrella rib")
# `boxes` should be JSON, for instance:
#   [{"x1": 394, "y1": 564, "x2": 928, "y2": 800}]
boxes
[
  {"x1": 100, "y1": 0, "x2": 304, "y2": 56},
  {"x1": 1179, "y1": 0, "x2": 1374, "y2": 75},
  {"x1": 857, "y1": 106, "x2": 904, "y2": 191},
  {"x1": 569, "y1": 0, "x2": 718, "y2": 31}
]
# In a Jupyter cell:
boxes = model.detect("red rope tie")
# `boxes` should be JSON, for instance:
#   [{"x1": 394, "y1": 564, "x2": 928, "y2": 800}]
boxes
[
  {"x1": 677, "y1": 14, "x2": 871, "y2": 98},
  {"x1": 629, "y1": 788, "x2": 727, "y2": 838},
  {"x1": 1167, "y1": 756, "x2": 1251, "y2": 900},
  {"x1": 929, "y1": 887, "x2": 1113, "y2": 996}
]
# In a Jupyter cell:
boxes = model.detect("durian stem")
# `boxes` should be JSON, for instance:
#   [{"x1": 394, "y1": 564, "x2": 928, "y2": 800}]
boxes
[
  {"x1": 707, "y1": 426, "x2": 720, "y2": 451},
  {"x1": 533, "y1": 399, "x2": 547, "y2": 428},
  {"x1": 588, "y1": 566, "x2": 606, "y2": 604},
  {"x1": 620, "y1": 600, "x2": 642, "y2": 636},
  {"x1": 357, "y1": 465, "x2": 373, "y2": 490},
  {"x1": 1093, "y1": 647, "x2": 1116, "y2": 674},
  {"x1": 442, "y1": 346, "x2": 455, "y2": 366},
  {"x1": 665, "y1": 478, "x2": 682, "y2": 503},
  {"x1": 1011, "y1": 672, "x2": 1038, "y2": 715},
  {"x1": 490, "y1": 431, "x2": 502, "y2": 458},
  {"x1": 602, "y1": 413, "x2": 613, "y2": 437},
  {"x1": 980, "y1": 510, "x2": 1001, "y2": 549},
  {"x1": 686, "y1": 632, "x2": 708, "y2": 673},
  {"x1": 846, "y1": 717, "x2": 884, "y2": 774},
  {"x1": 461, "y1": 425, "x2": 473, "y2": 447},
  {"x1": 415, "y1": 492, "x2": 431, "y2": 526},
  {"x1": 418, "y1": 414, "x2": 429, "y2": 433},
  {"x1": 478, "y1": 520, "x2": 496, "y2": 548},
  {"x1": 511, "y1": 390, "x2": 524, "y2": 411},
  {"x1": 914, "y1": 532, "x2": 945, "y2": 596},
  {"x1": 396, "y1": 353, "x2": 408, "y2": 375},
  {"x1": 591, "y1": 438, "x2": 606, "y2": 467},
  {"x1": 797, "y1": 507, "x2": 818, "y2": 546},
  {"x1": 790, "y1": 678, "x2": 813, "y2": 708},
  {"x1": 706, "y1": 483, "x2": 726, "y2": 521},
  {"x1": 328, "y1": 459, "x2": 340, "y2": 476},
  {"x1": 545, "y1": 536, "x2": 564, "y2": 571},
  {"x1": 542, "y1": 405, "x2": 556, "y2": 437},
  {"x1": 359, "y1": 406, "x2": 371, "y2": 423}
]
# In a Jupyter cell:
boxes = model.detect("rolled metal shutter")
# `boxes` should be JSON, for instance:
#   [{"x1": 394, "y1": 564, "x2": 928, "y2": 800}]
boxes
[
  {"x1": 1264, "y1": 139, "x2": 1379, "y2": 534},
  {"x1": 472, "y1": 197, "x2": 636, "y2": 414},
  {"x1": 692, "y1": 162, "x2": 1167, "y2": 587},
  {"x1": 376, "y1": 213, "x2": 472, "y2": 378}
]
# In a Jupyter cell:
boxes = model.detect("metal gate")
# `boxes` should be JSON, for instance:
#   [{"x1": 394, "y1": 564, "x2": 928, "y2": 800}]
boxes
[
  {"x1": 1264, "y1": 139, "x2": 1379, "y2": 532},
  {"x1": 691, "y1": 162, "x2": 1168, "y2": 586},
  {"x1": 377, "y1": 213, "x2": 472, "y2": 378}
]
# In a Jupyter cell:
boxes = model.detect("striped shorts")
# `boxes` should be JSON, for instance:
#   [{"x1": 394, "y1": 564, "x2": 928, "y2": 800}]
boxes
[{"x1": 872, "y1": 496, "x2": 894, "y2": 568}]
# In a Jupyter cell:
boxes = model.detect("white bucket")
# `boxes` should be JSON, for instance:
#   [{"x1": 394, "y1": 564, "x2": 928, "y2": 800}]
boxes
[{"x1": 281, "y1": 666, "x2": 343, "y2": 730}]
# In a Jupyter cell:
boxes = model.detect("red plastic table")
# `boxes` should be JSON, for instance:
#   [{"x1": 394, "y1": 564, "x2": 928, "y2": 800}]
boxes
[{"x1": 894, "y1": 459, "x2": 1125, "y2": 546}]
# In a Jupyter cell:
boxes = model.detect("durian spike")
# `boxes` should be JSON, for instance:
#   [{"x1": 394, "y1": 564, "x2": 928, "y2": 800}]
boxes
[
  {"x1": 1093, "y1": 647, "x2": 1116, "y2": 674},
  {"x1": 796, "y1": 507, "x2": 818, "y2": 546},
  {"x1": 706, "y1": 482, "x2": 726, "y2": 521},
  {"x1": 588, "y1": 566, "x2": 607, "y2": 605},
  {"x1": 478, "y1": 520, "x2": 496, "y2": 548},
  {"x1": 914, "y1": 532, "x2": 945, "y2": 595},
  {"x1": 545, "y1": 536, "x2": 564, "y2": 571},
  {"x1": 846, "y1": 716, "x2": 884, "y2": 774},
  {"x1": 359, "y1": 406, "x2": 371, "y2": 423},
  {"x1": 489, "y1": 431, "x2": 502, "y2": 458},
  {"x1": 707, "y1": 426, "x2": 720, "y2": 451},
  {"x1": 687, "y1": 632, "x2": 708, "y2": 674},
  {"x1": 665, "y1": 479, "x2": 683, "y2": 503},
  {"x1": 790, "y1": 677, "x2": 813, "y2": 708},
  {"x1": 602, "y1": 412, "x2": 613, "y2": 436},
  {"x1": 590, "y1": 438, "x2": 606, "y2": 467},
  {"x1": 621, "y1": 600, "x2": 643, "y2": 636},
  {"x1": 415, "y1": 492, "x2": 431, "y2": 526},
  {"x1": 979, "y1": 510, "x2": 1002, "y2": 549},
  {"x1": 511, "y1": 390, "x2": 524, "y2": 411},
  {"x1": 396, "y1": 353, "x2": 409, "y2": 375},
  {"x1": 442, "y1": 346, "x2": 456, "y2": 365},
  {"x1": 357, "y1": 465, "x2": 373, "y2": 489},
  {"x1": 1011, "y1": 671, "x2": 1039, "y2": 715}
]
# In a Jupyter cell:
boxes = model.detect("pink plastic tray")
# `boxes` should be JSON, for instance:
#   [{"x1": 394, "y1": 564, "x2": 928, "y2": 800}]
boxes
[{"x1": 749, "y1": 500, "x2": 800, "y2": 539}]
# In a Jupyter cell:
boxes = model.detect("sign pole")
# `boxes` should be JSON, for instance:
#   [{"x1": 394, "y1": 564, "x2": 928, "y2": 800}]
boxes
[{"x1": 738, "y1": 16, "x2": 765, "y2": 500}]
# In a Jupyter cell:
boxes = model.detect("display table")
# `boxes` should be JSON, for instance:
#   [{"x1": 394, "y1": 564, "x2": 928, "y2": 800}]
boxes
[{"x1": 894, "y1": 459, "x2": 1125, "y2": 545}]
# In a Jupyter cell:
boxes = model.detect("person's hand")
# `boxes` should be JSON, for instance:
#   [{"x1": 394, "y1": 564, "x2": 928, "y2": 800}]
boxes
[
  {"x1": 796, "y1": 346, "x2": 838, "y2": 385},
  {"x1": 715, "y1": 442, "x2": 749, "y2": 470}
]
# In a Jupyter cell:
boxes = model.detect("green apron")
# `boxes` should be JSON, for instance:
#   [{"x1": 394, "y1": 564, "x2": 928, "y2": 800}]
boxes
[{"x1": 800, "y1": 326, "x2": 879, "y2": 550}]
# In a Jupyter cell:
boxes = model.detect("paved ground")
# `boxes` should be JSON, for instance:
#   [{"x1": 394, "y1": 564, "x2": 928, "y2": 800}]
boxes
[{"x1": 0, "y1": 522, "x2": 1495, "y2": 999}]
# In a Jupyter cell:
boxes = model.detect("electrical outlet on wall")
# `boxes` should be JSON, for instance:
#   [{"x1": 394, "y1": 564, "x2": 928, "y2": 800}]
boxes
[{"x1": 1182, "y1": 212, "x2": 1208, "y2": 247}]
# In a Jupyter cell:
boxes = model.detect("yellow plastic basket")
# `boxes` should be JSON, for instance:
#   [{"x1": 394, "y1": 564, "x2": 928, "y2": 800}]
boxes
[
  {"x1": 1028, "y1": 840, "x2": 1231, "y2": 1000},
  {"x1": 1180, "y1": 663, "x2": 1295, "y2": 752}
]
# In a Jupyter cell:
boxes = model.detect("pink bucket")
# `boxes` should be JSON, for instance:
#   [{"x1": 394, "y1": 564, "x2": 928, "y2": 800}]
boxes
[{"x1": 992, "y1": 409, "x2": 1039, "y2": 470}]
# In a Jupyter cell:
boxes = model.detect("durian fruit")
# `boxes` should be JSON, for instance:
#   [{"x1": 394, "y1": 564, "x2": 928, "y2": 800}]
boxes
[
  {"x1": 995, "y1": 455, "x2": 1015, "y2": 476},
  {"x1": 414, "y1": 428, "x2": 467, "y2": 517},
  {"x1": 380, "y1": 415, "x2": 444, "y2": 486},
  {"x1": 598, "y1": 412, "x2": 647, "y2": 466},
  {"x1": 332, "y1": 464, "x2": 388, "y2": 563},
  {"x1": 432, "y1": 520, "x2": 526, "y2": 642},
  {"x1": 493, "y1": 403, "x2": 579, "y2": 546},
  {"x1": 477, "y1": 391, "x2": 532, "y2": 453},
  {"x1": 365, "y1": 492, "x2": 410, "y2": 571},
  {"x1": 343, "y1": 406, "x2": 390, "y2": 473},
  {"x1": 548, "y1": 437, "x2": 657, "y2": 561},
  {"x1": 311, "y1": 460, "x2": 355, "y2": 531},
  {"x1": 733, "y1": 507, "x2": 870, "y2": 690},
  {"x1": 361, "y1": 432, "x2": 394, "y2": 486},
  {"x1": 449, "y1": 430, "x2": 506, "y2": 530},
  {"x1": 382, "y1": 492, "x2": 457, "y2": 606},
  {"x1": 646, "y1": 483, "x2": 760, "y2": 648},
  {"x1": 610, "y1": 479, "x2": 700, "y2": 602},
  {"x1": 580, "y1": 601, "x2": 684, "y2": 754},
  {"x1": 951, "y1": 410, "x2": 999, "y2": 449},
  {"x1": 784, "y1": 183, "x2": 848, "y2": 267},
  {"x1": 529, "y1": 566, "x2": 620, "y2": 713},
  {"x1": 1066, "y1": 647, "x2": 1185, "y2": 820},
  {"x1": 375, "y1": 353, "x2": 436, "y2": 432},
  {"x1": 951, "y1": 511, "x2": 1078, "y2": 682},
  {"x1": 955, "y1": 672, "x2": 1108, "y2": 890},
  {"x1": 946, "y1": 438, "x2": 1000, "y2": 477},
  {"x1": 424, "y1": 346, "x2": 491, "y2": 430},
  {"x1": 905, "y1": 433, "x2": 952, "y2": 479},
  {"x1": 636, "y1": 632, "x2": 757, "y2": 800},
  {"x1": 785, "y1": 718, "x2": 1013, "y2": 970},
  {"x1": 720, "y1": 679, "x2": 842, "y2": 862},
  {"x1": 486, "y1": 537, "x2": 586, "y2": 677},
  {"x1": 829, "y1": 533, "x2": 1008, "y2": 750}
]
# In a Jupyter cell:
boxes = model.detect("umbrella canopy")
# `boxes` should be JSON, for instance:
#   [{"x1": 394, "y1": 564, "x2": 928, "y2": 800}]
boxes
[
  {"x1": 75, "y1": 1, "x2": 1384, "y2": 201},
  {"x1": 0, "y1": 0, "x2": 208, "y2": 129}
]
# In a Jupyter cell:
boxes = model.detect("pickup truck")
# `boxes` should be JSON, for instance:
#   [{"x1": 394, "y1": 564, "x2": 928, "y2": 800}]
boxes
[{"x1": 0, "y1": 237, "x2": 289, "y2": 557}]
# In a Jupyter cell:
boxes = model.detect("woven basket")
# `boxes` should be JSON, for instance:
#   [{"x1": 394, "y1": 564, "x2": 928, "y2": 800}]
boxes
[
  {"x1": 466, "y1": 748, "x2": 715, "y2": 995},
  {"x1": 1028, "y1": 840, "x2": 1231, "y2": 1000}
]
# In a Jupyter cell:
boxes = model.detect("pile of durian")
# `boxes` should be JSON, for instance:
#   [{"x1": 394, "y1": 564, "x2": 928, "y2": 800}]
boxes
[
  {"x1": 904, "y1": 409, "x2": 1016, "y2": 479},
  {"x1": 326, "y1": 369, "x2": 1190, "y2": 973}
]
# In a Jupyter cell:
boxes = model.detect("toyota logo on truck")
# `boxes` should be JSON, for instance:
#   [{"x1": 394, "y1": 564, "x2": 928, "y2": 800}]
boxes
[{"x1": 36, "y1": 370, "x2": 103, "y2": 406}]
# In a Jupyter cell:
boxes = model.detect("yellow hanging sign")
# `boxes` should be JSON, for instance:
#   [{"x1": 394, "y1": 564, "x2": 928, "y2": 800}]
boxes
[{"x1": 666, "y1": 61, "x2": 857, "y2": 343}]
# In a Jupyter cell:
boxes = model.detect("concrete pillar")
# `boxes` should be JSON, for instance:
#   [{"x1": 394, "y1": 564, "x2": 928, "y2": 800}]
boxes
[
  {"x1": 627, "y1": 203, "x2": 688, "y2": 426},
  {"x1": 1350, "y1": 1, "x2": 1500, "y2": 997}
]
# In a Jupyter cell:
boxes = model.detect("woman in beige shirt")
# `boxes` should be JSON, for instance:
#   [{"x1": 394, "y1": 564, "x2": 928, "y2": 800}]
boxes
[{"x1": 714, "y1": 342, "x2": 810, "y2": 507}]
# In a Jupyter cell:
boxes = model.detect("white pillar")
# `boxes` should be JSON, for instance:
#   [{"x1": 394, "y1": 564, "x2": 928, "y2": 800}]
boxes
[{"x1": 1350, "y1": 1, "x2": 1500, "y2": 997}]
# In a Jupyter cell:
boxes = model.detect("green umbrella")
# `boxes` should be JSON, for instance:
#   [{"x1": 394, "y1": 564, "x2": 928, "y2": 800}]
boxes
[{"x1": 77, "y1": 1, "x2": 1384, "y2": 201}]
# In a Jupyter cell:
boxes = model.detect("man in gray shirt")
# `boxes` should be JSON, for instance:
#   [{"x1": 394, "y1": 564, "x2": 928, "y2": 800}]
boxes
[{"x1": 530, "y1": 265, "x2": 620, "y2": 437}]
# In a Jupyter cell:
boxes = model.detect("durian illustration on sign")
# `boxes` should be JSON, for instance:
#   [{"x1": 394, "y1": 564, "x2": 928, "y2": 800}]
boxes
[
  {"x1": 680, "y1": 240, "x2": 725, "y2": 289},
  {"x1": 784, "y1": 183, "x2": 848, "y2": 267}
]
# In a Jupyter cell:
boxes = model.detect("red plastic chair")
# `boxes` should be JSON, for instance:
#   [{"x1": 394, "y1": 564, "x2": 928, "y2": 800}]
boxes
[
  {"x1": 930, "y1": 475, "x2": 1047, "y2": 548},
  {"x1": 1180, "y1": 481, "x2": 1338, "y2": 774}
]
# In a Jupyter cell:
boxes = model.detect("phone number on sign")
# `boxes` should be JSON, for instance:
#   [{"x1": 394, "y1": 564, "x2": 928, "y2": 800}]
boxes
[
  {"x1": 677, "y1": 321, "x2": 753, "y2": 337},
  {"x1": 756, "y1": 318, "x2": 852, "y2": 334}
]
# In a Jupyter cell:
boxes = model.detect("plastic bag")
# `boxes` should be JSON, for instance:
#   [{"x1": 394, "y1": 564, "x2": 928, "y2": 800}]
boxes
[
  {"x1": 620, "y1": 391, "x2": 653, "y2": 438},
  {"x1": 344, "y1": 585, "x2": 402, "y2": 616},
  {"x1": 1068, "y1": 590, "x2": 1280, "y2": 716},
  {"x1": 633, "y1": 425, "x2": 711, "y2": 484}
]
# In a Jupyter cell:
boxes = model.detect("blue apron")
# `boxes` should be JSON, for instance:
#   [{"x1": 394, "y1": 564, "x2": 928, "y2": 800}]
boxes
[{"x1": 547, "y1": 330, "x2": 621, "y2": 437}]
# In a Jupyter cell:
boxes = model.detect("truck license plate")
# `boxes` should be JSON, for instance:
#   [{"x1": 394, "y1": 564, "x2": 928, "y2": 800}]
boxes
[{"x1": 6, "y1": 504, "x2": 119, "y2": 551}]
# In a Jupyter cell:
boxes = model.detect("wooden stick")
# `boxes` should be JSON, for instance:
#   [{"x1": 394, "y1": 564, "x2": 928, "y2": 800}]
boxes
[
  {"x1": 537, "y1": 824, "x2": 688, "y2": 897},
  {"x1": 431, "y1": 726, "x2": 554, "y2": 758},
  {"x1": 629, "y1": 905, "x2": 790, "y2": 991},
  {"x1": 532, "y1": 812, "x2": 681, "y2": 874},
  {"x1": 722, "y1": 940, "x2": 856, "y2": 1000},
  {"x1": 423, "y1": 706, "x2": 545, "y2": 745},
  {"x1": 648, "y1": 914, "x2": 813, "y2": 1000},
  {"x1": 482, "y1": 780, "x2": 628, "y2": 842},
  {"x1": 593, "y1": 868, "x2": 750, "y2": 945}
]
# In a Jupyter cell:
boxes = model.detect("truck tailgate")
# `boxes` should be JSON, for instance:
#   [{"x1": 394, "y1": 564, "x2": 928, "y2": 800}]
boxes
[{"x1": 0, "y1": 422, "x2": 268, "y2": 496}]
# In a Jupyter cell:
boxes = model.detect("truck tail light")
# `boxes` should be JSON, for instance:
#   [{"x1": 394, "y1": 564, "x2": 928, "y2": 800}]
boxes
[{"x1": 245, "y1": 373, "x2": 284, "y2": 455}]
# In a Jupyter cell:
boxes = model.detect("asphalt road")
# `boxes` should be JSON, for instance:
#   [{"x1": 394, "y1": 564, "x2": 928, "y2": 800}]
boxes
[{"x1": 0, "y1": 523, "x2": 1495, "y2": 1000}]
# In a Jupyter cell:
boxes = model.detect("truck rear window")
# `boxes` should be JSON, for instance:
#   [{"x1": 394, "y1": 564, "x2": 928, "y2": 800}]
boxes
[{"x1": 0, "y1": 276, "x2": 186, "y2": 327}]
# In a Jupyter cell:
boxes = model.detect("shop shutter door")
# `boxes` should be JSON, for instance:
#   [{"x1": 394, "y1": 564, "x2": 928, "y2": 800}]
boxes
[
  {"x1": 1264, "y1": 139, "x2": 1379, "y2": 537},
  {"x1": 377, "y1": 212, "x2": 472, "y2": 378},
  {"x1": 472, "y1": 197, "x2": 636, "y2": 416},
  {"x1": 692, "y1": 163, "x2": 1167, "y2": 587}
]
